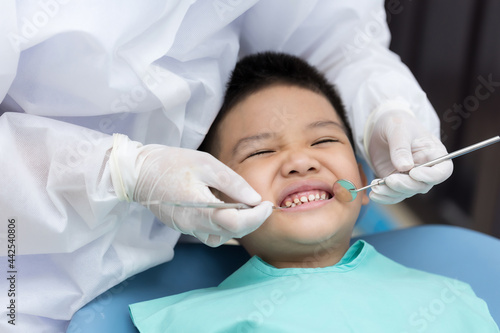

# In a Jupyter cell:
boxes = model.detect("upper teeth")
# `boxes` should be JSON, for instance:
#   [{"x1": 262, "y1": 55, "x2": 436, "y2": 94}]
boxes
[{"x1": 281, "y1": 190, "x2": 330, "y2": 208}]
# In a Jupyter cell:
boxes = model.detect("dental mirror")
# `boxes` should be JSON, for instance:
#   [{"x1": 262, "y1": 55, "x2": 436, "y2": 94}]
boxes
[{"x1": 333, "y1": 135, "x2": 500, "y2": 203}]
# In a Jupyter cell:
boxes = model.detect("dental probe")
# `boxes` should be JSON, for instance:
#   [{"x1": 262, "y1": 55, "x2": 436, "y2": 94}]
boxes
[
  {"x1": 141, "y1": 200, "x2": 284, "y2": 210},
  {"x1": 333, "y1": 135, "x2": 500, "y2": 202}
]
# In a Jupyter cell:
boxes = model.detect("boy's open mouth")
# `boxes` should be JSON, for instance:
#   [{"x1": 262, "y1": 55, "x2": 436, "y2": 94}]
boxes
[{"x1": 279, "y1": 189, "x2": 333, "y2": 208}]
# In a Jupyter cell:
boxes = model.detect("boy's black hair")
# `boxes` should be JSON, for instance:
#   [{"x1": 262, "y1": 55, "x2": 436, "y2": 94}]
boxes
[{"x1": 199, "y1": 52, "x2": 354, "y2": 155}]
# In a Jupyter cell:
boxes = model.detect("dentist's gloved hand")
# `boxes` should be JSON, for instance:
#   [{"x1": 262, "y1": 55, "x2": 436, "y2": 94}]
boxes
[
  {"x1": 109, "y1": 134, "x2": 273, "y2": 247},
  {"x1": 365, "y1": 109, "x2": 453, "y2": 204}
]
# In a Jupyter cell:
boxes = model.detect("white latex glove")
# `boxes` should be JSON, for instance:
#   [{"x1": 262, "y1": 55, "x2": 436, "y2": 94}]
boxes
[
  {"x1": 365, "y1": 109, "x2": 453, "y2": 204},
  {"x1": 109, "y1": 134, "x2": 273, "y2": 246}
]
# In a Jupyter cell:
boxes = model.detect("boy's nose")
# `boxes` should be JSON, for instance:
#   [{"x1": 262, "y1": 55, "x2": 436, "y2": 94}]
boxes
[{"x1": 281, "y1": 150, "x2": 321, "y2": 177}]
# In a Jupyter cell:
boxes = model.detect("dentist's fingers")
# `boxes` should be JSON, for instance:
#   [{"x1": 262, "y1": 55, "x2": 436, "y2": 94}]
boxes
[
  {"x1": 384, "y1": 173, "x2": 433, "y2": 195},
  {"x1": 408, "y1": 136, "x2": 454, "y2": 186},
  {"x1": 387, "y1": 123, "x2": 415, "y2": 172},
  {"x1": 211, "y1": 201, "x2": 273, "y2": 237},
  {"x1": 200, "y1": 154, "x2": 263, "y2": 206},
  {"x1": 369, "y1": 174, "x2": 432, "y2": 204},
  {"x1": 193, "y1": 232, "x2": 233, "y2": 248},
  {"x1": 409, "y1": 160, "x2": 454, "y2": 185},
  {"x1": 190, "y1": 201, "x2": 273, "y2": 247}
]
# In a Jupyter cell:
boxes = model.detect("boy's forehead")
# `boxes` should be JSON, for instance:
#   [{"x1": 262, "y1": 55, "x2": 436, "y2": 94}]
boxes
[{"x1": 220, "y1": 84, "x2": 344, "y2": 129}]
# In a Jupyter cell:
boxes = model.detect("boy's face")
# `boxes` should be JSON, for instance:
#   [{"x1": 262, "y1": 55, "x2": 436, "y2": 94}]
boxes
[{"x1": 215, "y1": 84, "x2": 369, "y2": 267}]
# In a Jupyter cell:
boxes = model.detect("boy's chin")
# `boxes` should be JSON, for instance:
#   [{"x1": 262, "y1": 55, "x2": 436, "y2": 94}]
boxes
[
  {"x1": 290, "y1": 226, "x2": 352, "y2": 246},
  {"x1": 270, "y1": 217, "x2": 354, "y2": 247}
]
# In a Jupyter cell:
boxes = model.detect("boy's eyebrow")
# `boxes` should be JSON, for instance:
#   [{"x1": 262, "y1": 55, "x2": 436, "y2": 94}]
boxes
[
  {"x1": 307, "y1": 120, "x2": 347, "y2": 132},
  {"x1": 232, "y1": 132, "x2": 275, "y2": 156}
]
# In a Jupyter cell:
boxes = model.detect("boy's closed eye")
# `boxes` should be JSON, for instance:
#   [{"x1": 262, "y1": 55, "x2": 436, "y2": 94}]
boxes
[
  {"x1": 245, "y1": 149, "x2": 275, "y2": 159},
  {"x1": 312, "y1": 138, "x2": 340, "y2": 146}
]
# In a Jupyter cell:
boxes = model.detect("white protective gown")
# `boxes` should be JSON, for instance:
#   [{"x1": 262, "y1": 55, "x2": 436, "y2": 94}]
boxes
[{"x1": 0, "y1": 1, "x2": 439, "y2": 332}]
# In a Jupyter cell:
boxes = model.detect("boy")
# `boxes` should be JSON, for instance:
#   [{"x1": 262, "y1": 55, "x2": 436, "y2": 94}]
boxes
[{"x1": 129, "y1": 52, "x2": 498, "y2": 332}]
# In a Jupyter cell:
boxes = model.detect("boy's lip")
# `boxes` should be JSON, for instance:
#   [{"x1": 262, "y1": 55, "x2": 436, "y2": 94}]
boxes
[{"x1": 276, "y1": 179, "x2": 334, "y2": 208}]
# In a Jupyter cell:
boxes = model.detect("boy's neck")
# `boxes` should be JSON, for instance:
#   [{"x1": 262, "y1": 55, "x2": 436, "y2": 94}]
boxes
[{"x1": 262, "y1": 238, "x2": 352, "y2": 269}]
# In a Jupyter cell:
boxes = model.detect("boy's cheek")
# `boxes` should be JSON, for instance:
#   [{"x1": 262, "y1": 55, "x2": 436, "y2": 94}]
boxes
[
  {"x1": 236, "y1": 170, "x2": 270, "y2": 199},
  {"x1": 360, "y1": 192, "x2": 370, "y2": 205}
]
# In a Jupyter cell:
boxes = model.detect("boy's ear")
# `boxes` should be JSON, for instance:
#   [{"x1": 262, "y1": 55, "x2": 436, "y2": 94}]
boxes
[{"x1": 357, "y1": 163, "x2": 370, "y2": 206}]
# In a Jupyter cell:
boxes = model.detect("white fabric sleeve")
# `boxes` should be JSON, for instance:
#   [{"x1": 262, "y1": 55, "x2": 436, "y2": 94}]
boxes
[
  {"x1": 0, "y1": 0, "x2": 19, "y2": 101},
  {"x1": 0, "y1": 112, "x2": 121, "y2": 254},
  {"x1": 0, "y1": 113, "x2": 179, "y2": 332},
  {"x1": 239, "y1": 0, "x2": 440, "y2": 161}
]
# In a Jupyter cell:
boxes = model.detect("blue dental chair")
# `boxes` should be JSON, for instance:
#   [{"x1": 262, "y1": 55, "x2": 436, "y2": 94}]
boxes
[{"x1": 67, "y1": 221, "x2": 500, "y2": 332}]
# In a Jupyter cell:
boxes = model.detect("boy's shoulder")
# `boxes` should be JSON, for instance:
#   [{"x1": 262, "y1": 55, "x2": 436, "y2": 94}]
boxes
[
  {"x1": 359, "y1": 240, "x2": 478, "y2": 292},
  {"x1": 352, "y1": 240, "x2": 484, "y2": 303}
]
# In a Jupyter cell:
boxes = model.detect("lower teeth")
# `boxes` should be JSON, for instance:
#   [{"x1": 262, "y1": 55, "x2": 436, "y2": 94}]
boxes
[{"x1": 283, "y1": 198, "x2": 325, "y2": 208}]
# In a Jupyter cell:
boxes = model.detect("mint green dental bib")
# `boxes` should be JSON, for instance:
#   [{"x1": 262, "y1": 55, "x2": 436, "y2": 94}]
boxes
[{"x1": 129, "y1": 240, "x2": 498, "y2": 333}]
